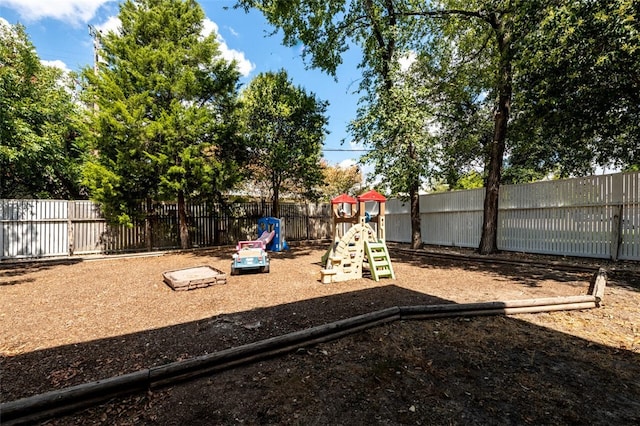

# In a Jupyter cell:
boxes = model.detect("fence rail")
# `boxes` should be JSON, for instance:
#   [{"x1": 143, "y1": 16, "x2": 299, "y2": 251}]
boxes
[{"x1": 2, "y1": 171, "x2": 639, "y2": 261}]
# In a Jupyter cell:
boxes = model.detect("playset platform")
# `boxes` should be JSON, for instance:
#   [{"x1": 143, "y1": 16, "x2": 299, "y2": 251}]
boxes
[{"x1": 320, "y1": 190, "x2": 395, "y2": 284}]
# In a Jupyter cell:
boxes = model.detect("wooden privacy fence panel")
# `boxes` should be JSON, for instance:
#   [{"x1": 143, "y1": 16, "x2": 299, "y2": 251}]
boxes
[
  {"x1": 70, "y1": 201, "x2": 108, "y2": 254},
  {"x1": 620, "y1": 172, "x2": 640, "y2": 260},
  {"x1": 0, "y1": 200, "x2": 333, "y2": 260},
  {"x1": 305, "y1": 203, "x2": 333, "y2": 240},
  {"x1": 187, "y1": 202, "x2": 331, "y2": 247}
]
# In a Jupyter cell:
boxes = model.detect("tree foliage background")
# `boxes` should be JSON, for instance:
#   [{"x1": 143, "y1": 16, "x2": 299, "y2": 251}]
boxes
[
  {"x1": 0, "y1": 21, "x2": 84, "y2": 199},
  {"x1": 240, "y1": 0, "x2": 640, "y2": 252},
  {"x1": 510, "y1": 0, "x2": 640, "y2": 175},
  {"x1": 239, "y1": 69, "x2": 328, "y2": 217},
  {"x1": 81, "y1": 0, "x2": 245, "y2": 248},
  {"x1": 320, "y1": 160, "x2": 363, "y2": 200},
  {"x1": 2, "y1": 0, "x2": 639, "y2": 253}
]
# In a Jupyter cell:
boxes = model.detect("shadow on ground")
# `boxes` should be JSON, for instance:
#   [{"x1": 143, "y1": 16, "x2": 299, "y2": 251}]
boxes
[
  {"x1": 3, "y1": 282, "x2": 639, "y2": 425},
  {"x1": 391, "y1": 247, "x2": 639, "y2": 292},
  {"x1": 0, "y1": 259, "x2": 84, "y2": 286}
]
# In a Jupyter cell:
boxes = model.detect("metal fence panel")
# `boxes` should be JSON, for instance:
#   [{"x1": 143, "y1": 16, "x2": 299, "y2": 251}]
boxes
[
  {"x1": 0, "y1": 200, "x2": 68, "y2": 258},
  {"x1": 497, "y1": 174, "x2": 625, "y2": 259},
  {"x1": 498, "y1": 204, "x2": 614, "y2": 258},
  {"x1": 386, "y1": 199, "x2": 412, "y2": 243},
  {"x1": 383, "y1": 172, "x2": 639, "y2": 261}
]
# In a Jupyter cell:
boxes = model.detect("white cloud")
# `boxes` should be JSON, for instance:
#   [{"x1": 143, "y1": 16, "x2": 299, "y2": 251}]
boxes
[
  {"x1": 41, "y1": 59, "x2": 71, "y2": 73},
  {"x1": 202, "y1": 18, "x2": 255, "y2": 77},
  {"x1": 95, "y1": 15, "x2": 120, "y2": 34},
  {"x1": 349, "y1": 138, "x2": 367, "y2": 152},
  {"x1": 201, "y1": 18, "x2": 218, "y2": 39},
  {"x1": 0, "y1": 0, "x2": 114, "y2": 25},
  {"x1": 91, "y1": 15, "x2": 254, "y2": 77}
]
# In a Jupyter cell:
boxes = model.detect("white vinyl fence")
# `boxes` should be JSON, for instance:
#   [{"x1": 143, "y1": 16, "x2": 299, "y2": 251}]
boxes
[
  {"x1": 2, "y1": 172, "x2": 639, "y2": 261},
  {"x1": 0, "y1": 200, "x2": 107, "y2": 259},
  {"x1": 386, "y1": 171, "x2": 640, "y2": 261}
]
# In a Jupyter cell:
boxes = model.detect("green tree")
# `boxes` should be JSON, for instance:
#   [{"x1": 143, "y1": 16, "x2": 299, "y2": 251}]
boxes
[
  {"x1": 82, "y1": 0, "x2": 245, "y2": 249},
  {"x1": 352, "y1": 60, "x2": 439, "y2": 249},
  {"x1": 238, "y1": 0, "x2": 521, "y2": 253},
  {"x1": 511, "y1": 0, "x2": 640, "y2": 175},
  {"x1": 421, "y1": 1, "x2": 518, "y2": 255},
  {"x1": 321, "y1": 160, "x2": 363, "y2": 200},
  {"x1": 240, "y1": 0, "x2": 437, "y2": 250},
  {"x1": 0, "y1": 21, "x2": 85, "y2": 199},
  {"x1": 241, "y1": 0, "x2": 640, "y2": 253},
  {"x1": 239, "y1": 70, "x2": 328, "y2": 217}
]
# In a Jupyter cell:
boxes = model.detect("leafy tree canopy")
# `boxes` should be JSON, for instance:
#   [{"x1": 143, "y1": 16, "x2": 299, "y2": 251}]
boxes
[
  {"x1": 353, "y1": 63, "x2": 439, "y2": 197},
  {"x1": 511, "y1": 0, "x2": 640, "y2": 176},
  {"x1": 240, "y1": 0, "x2": 640, "y2": 252},
  {"x1": 239, "y1": 69, "x2": 328, "y2": 217},
  {"x1": 320, "y1": 160, "x2": 363, "y2": 200},
  {"x1": 82, "y1": 0, "x2": 245, "y2": 248},
  {"x1": 0, "y1": 21, "x2": 85, "y2": 199}
]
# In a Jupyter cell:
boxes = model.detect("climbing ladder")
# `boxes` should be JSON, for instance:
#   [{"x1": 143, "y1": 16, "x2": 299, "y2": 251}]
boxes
[{"x1": 364, "y1": 241, "x2": 395, "y2": 281}]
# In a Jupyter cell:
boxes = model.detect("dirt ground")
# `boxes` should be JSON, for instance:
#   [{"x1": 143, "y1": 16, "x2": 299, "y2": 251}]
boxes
[{"x1": 1, "y1": 243, "x2": 639, "y2": 425}]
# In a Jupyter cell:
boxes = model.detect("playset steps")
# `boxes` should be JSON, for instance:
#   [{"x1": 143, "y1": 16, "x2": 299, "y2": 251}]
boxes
[{"x1": 365, "y1": 241, "x2": 395, "y2": 281}]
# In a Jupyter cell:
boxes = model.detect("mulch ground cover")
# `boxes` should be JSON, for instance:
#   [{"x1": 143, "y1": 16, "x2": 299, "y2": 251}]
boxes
[{"x1": 1, "y1": 244, "x2": 639, "y2": 425}]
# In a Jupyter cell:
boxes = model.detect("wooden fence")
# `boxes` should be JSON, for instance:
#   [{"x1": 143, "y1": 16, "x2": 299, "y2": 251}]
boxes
[
  {"x1": 0, "y1": 200, "x2": 331, "y2": 259},
  {"x1": 2, "y1": 171, "x2": 639, "y2": 261},
  {"x1": 386, "y1": 171, "x2": 640, "y2": 261}
]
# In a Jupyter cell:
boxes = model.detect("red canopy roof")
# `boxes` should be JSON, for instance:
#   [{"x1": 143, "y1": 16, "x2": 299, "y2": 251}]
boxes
[
  {"x1": 331, "y1": 193, "x2": 357, "y2": 205},
  {"x1": 357, "y1": 189, "x2": 386, "y2": 202}
]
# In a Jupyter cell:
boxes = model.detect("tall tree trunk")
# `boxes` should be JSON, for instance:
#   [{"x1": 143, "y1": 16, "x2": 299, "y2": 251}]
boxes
[
  {"x1": 272, "y1": 184, "x2": 280, "y2": 219},
  {"x1": 408, "y1": 138, "x2": 423, "y2": 250},
  {"x1": 479, "y1": 16, "x2": 512, "y2": 255},
  {"x1": 145, "y1": 197, "x2": 153, "y2": 251},
  {"x1": 410, "y1": 181, "x2": 422, "y2": 249},
  {"x1": 177, "y1": 190, "x2": 191, "y2": 249}
]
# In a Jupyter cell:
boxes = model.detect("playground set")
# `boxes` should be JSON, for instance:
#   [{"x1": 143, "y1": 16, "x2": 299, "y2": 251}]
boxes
[
  {"x1": 320, "y1": 190, "x2": 395, "y2": 284},
  {"x1": 230, "y1": 216, "x2": 288, "y2": 275},
  {"x1": 163, "y1": 195, "x2": 392, "y2": 288}
]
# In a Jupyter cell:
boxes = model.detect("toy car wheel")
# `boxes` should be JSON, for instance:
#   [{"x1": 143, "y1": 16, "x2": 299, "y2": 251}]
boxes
[
  {"x1": 261, "y1": 265, "x2": 270, "y2": 273},
  {"x1": 231, "y1": 266, "x2": 238, "y2": 275}
]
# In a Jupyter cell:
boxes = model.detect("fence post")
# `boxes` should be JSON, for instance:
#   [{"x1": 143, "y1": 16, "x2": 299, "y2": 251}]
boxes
[
  {"x1": 306, "y1": 203, "x2": 310, "y2": 241},
  {"x1": 611, "y1": 204, "x2": 623, "y2": 261},
  {"x1": 610, "y1": 173, "x2": 624, "y2": 261},
  {"x1": 145, "y1": 198, "x2": 153, "y2": 251},
  {"x1": 67, "y1": 201, "x2": 74, "y2": 256}
]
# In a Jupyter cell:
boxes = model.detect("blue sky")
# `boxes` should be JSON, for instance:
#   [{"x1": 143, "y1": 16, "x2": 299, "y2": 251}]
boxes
[{"x1": 0, "y1": 0, "x2": 367, "y2": 167}]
